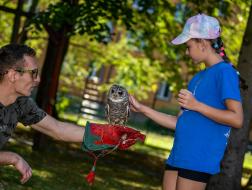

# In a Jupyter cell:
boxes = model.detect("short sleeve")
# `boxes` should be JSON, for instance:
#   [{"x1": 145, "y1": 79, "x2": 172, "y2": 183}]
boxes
[
  {"x1": 17, "y1": 97, "x2": 47, "y2": 126},
  {"x1": 218, "y1": 67, "x2": 241, "y2": 103}
]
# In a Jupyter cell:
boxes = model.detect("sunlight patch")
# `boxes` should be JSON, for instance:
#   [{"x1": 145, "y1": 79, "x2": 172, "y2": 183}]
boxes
[
  {"x1": 32, "y1": 170, "x2": 54, "y2": 179},
  {"x1": 114, "y1": 178, "x2": 159, "y2": 190}
]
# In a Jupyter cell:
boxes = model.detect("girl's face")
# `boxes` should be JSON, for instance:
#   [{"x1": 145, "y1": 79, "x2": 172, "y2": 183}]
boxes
[{"x1": 185, "y1": 39, "x2": 206, "y2": 63}]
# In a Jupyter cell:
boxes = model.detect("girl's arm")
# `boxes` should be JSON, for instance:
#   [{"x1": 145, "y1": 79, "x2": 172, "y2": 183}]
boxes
[
  {"x1": 196, "y1": 99, "x2": 243, "y2": 128},
  {"x1": 178, "y1": 89, "x2": 243, "y2": 128},
  {"x1": 129, "y1": 95, "x2": 178, "y2": 130}
]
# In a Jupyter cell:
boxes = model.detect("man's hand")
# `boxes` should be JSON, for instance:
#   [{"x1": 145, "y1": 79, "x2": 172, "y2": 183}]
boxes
[
  {"x1": 82, "y1": 122, "x2": 145, "y2": 151},
  {"x1": 0, "y1": 151, "x2": 32, "y2": 184},
  {"x1": 92, "y1": 124, "x2": 145, "y2": 150},
  {"x1": 13, "y1": 155, "x2": 32, "y2": 184}
]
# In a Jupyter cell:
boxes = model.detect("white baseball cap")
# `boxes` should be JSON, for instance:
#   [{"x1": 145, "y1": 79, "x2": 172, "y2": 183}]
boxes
[{"x1": 171, "y1": 13, "x2": 221, "y2": 45}]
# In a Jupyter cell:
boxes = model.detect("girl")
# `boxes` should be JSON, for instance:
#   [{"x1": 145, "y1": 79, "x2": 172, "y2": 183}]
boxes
[{"x1": 129, "y1": 13, "x2": 245, "y2": 190}]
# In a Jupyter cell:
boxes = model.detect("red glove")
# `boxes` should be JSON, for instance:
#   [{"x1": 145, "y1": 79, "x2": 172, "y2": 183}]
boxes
[{"x1": 89, "y1": 123, "x2": 145, "y2": 150}]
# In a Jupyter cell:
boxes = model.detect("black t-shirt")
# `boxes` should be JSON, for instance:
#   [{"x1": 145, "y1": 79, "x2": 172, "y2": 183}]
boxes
[{"x1": 0, "y1": 96, "x2": 46, "y2": 149}]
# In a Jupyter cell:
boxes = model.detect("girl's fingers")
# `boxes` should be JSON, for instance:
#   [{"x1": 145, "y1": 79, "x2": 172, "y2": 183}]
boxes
[
  {"x1": 177, "y1": 98, "x2": 186, "y2": 104},
  {"x1": 179, "y1": 89, "x2": 192, "y2": 96},
  {"x1": 178, "y1": 93, "x2": 186, "y2": 98}
]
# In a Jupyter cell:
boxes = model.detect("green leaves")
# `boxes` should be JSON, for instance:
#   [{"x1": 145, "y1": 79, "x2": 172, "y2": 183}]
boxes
[
  {"x1": 57, "y1": 0, "x2": 250, "y2": 99},
  {"x1": 30, "y1": 0, "x2": 134, "y2": 41},
  {"x1": 3, "y1": 0, "x2": 248, "y2": 99}
]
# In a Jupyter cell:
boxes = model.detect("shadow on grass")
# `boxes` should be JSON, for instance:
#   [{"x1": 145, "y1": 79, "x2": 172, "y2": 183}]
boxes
[{"x1": 0, "y1": 136, "x2": 165, "y2": 190}]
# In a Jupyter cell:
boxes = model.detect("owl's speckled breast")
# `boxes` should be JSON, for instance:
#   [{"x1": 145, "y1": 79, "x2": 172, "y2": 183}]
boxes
[{"x1": 105, "y1": 84, "x2": 130, "y2": 125}]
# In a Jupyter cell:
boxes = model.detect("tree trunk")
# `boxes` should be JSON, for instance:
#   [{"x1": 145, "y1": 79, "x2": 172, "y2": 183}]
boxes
[
  {"x1": 32, "y1": 27, "x2": 70, "y2": 151},
  {"x1": 32, "y1": 0, "x2": 79, "y2": 151},
  {"x1": 17, "y1": 0, "x2": 39, "y2": 44},
  {"x1": 10, "y1": 0, "x2": 24, "y2": 43},
  {"x1": 207, "y1": 5, "x2": 252, "y2": 190}
]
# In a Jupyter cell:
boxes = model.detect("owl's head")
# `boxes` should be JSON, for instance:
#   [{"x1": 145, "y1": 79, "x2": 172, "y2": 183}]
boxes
[{"x1": 108, "y1": 84, "x2": 128, "y2": 102}]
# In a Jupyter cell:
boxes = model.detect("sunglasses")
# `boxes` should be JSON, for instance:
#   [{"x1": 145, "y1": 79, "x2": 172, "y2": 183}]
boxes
[{"x1": 15, "y1": 68, "x2": 39, "y2": 80}]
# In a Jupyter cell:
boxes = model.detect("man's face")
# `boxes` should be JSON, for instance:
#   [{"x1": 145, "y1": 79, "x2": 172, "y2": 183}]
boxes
[{"x1": 14, "y1": 55, "x2": 40, "y2": 96}]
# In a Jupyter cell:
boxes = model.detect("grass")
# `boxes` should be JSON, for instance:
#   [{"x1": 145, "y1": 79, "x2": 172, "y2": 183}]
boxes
[
  {"x1": 0, "y1": 123, "x2": 166, "y2": 190},
  {"x1": 0, "y1": 113, "x2": 252, "y2": 189},
  {"x1": 243, "y1": 152, "x2": 252, "y2": 187},
  {"x1": 244, "y1": 152, "x2": 252, "y2": 169},
  {"x1": 0, "y1": 143, "x2": 165, "y2": 190}
]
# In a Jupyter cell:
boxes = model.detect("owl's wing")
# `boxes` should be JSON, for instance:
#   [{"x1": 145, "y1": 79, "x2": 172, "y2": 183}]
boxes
[{"x1": 105, "y1": 104, "x2": 110, "y2": 123}]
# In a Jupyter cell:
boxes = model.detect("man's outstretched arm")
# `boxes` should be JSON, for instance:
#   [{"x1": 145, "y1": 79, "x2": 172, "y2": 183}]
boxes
[{"x1": 31, "y1": 114, "x2": 85, "y2": 142}]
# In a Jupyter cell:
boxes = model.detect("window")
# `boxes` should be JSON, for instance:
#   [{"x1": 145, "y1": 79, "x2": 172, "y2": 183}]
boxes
[
  {"x1": 156, "y1": 82, "x2": 171, "y2": 101},
  {"x1": 87, "y1": 62, "x2": 104, "y2": 83}
]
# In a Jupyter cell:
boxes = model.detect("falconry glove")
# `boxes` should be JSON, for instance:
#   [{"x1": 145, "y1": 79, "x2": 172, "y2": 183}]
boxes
[{"x1": 81, "y1": 121, "x2": 145, "y2": 185}]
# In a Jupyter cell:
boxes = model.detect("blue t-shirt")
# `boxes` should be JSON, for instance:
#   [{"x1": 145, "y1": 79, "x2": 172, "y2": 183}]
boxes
[{"x1": 167, "y1": 61, "x2": 241, "y2": 174}]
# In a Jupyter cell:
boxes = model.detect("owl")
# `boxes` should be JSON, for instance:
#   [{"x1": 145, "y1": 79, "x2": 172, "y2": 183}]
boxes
[{"x1": 105, "y1": 84, "x2": 130, "y2": 125}]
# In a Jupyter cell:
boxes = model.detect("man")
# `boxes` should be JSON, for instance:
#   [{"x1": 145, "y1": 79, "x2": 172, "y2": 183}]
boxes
[
  {"x1": 0, "y1": 44, "x2": 145, "y2": 185},
  {"x1": 0, "y1": 44, "x2": 86, "y2": 184}
]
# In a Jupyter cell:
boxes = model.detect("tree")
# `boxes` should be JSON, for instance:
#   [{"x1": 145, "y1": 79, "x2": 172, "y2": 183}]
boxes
[{"x1": 30, "y1": 0, "x2": 135, "y2": 149}]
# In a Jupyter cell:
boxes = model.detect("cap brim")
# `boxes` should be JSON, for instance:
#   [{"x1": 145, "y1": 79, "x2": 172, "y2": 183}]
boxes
[{"x1": 171, "y1": 33, "x2": 191, "y2": 45}]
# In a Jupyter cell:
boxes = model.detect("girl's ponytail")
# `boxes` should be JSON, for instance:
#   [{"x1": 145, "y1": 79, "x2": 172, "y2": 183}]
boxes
[{"x1": 211, "y1": 37, "x2": 248, "y2": 90}]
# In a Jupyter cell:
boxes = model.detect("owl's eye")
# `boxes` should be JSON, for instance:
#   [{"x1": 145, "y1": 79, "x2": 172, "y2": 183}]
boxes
[
  {"x1": 118, "y1": 91, "x2": 123, "y2": 96},
  {"x1": 111, "y1": 89, "x2": 115, "y2": 93}
]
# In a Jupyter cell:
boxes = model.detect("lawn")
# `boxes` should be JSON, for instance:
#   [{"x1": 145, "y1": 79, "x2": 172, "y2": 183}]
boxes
[
  {"x1": 0, "y1": 122, "x2": 167, "y2": 190},
  {"x1": 0, "y1": 115, "x2": 252, "y2": 189}
]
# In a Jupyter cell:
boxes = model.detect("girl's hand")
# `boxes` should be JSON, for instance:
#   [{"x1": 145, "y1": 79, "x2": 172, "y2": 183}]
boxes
[
  {"x1": 177, "y1": 89, "x2": 199, "y2": 111},
  {"x1": 129, "y1": 95, "x2": 142, "y2": 112}
]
